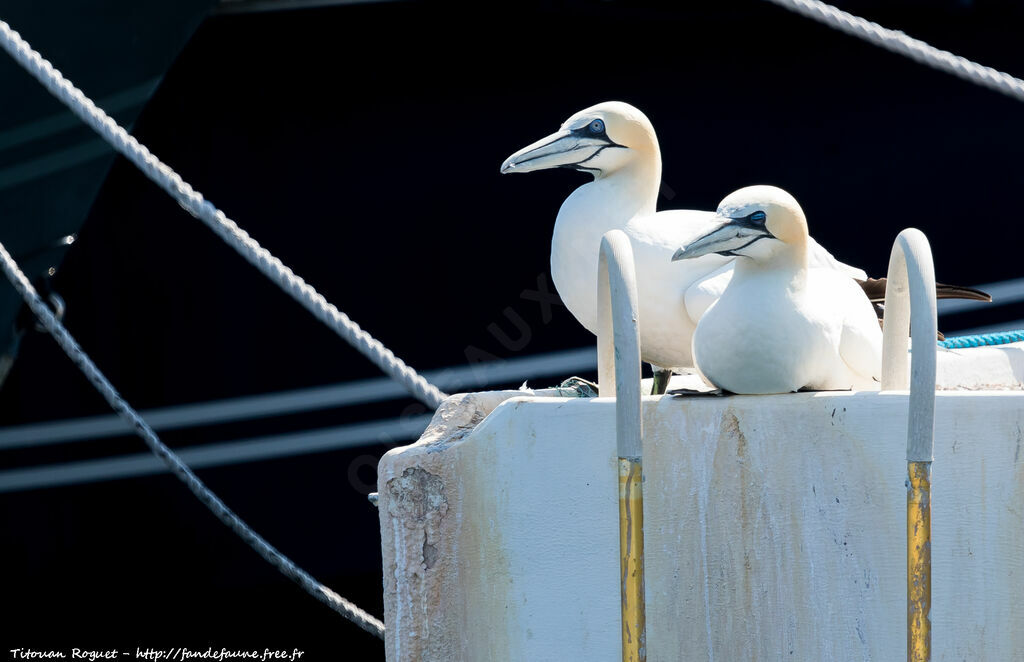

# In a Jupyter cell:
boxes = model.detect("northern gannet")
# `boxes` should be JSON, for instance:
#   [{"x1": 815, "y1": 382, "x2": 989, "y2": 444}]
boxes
[
  {"x1": 672, "y1": 185, "x2": 882, "y2": 394},
  {"x1": 500, "y1": 102, "x2": 866, "y2": 391}
]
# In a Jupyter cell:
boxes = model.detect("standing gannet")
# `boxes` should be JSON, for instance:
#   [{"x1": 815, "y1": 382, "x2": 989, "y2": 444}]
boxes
[
  {"x1": 500, "y1": 101, "x2": 866, "y2": 392},
  {"x1": 672, "y1": 185, "x2": 882, "y2": 394}
]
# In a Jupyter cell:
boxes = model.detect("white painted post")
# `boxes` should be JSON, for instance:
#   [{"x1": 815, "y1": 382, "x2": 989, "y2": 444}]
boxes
[
  {"x1": 879, "y1": 227, "x2": 938, "y2": 662},
  {"x1": 597, "y1": 229, "x2": 646, "y2": 662},
  {"x1": 880, "y1": 228, "x2": 938, "y2": 460},
  {"x1": 596, "y1": 229, "x2": 643, "y2": 457}
]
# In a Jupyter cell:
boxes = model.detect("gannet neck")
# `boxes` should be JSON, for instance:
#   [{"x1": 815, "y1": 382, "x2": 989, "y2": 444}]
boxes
[
  {"x1": 597, "y1": 146, "x2": 661, "y2": 217},
  {"x1": 555, "y1": 136, "x2": 660, "y2": 238},
  {"x1": 731, "y1": 243, "x2": 809, "y2": 298},
  {"x1": 550, "y1": 153, "x2": 659, "y2": 333},
  {"x1": 789, "y1": 237, "x2": 810, "y2": 269},
  {"x1": 733, "y1": 240, "x2": 807, "y2": 273},
  {"x1": 729, "y1": 206, "x2": 810, "y2": 293}
]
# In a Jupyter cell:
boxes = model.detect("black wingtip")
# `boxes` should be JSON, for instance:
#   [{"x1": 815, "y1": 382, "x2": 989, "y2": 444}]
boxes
[
  {"x1": 935, "y1": 282, "x2": 992, "y2": 303},
  {"x1": 856, "y1": 277, "x2": 993, "y2": 304},
  {"x1": 855, "y1": 277, "x2": 887, "y2": 303}
]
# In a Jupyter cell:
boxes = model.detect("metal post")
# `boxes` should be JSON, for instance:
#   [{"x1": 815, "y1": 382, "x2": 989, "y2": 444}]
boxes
[
  {"x1": 597, "y1": 230, "x2": 646, "y2": 662},
  {"x1": 907, "y1": 461, "x2": 932, "y2": 661},
  {"x1": 880, "y1": 228, "x2": 938, "y2": 662},
  {"x1": 618, "y1": 456, "x2": 645, "y2": 662}
]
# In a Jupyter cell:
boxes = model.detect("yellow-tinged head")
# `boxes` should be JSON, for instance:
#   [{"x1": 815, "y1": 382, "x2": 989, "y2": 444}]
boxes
[
  {"x1": 672, "y1": 185, "x2": 809, "y2": 264},
  {"x1": 500, "y1": 101, "x2": 658, "y2": 178}
]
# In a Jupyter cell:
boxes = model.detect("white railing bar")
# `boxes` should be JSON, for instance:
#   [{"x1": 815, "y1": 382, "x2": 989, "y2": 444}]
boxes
[
  {"x1": 937, "y1": 277, "x2": 1024, "y2": 316},
  {"x1": 0, "y1": 346, "x2": 597, "y2": 449},
  {"x1": 0, "y1": 413, "x2": 433, "y2": 494}
]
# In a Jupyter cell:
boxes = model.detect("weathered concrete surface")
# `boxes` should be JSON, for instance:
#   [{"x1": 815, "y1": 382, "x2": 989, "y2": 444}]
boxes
[
  {"x1": 936, "y1": 342, "x2": 1024, "y2": 390},
  {"x1": 379, "y1": 386, "x2": 1024, "y2": 661},
  {"x1": 376, "y1": 388, "x2": 620, "y2": 662}
]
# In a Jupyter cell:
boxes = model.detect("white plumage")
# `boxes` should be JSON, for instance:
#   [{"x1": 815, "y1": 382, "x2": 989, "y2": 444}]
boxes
[
  {"x1": 501, "y1": 101, "x2": 865, "y2": 372},
  {"x1": 674, "y1": 185, "x2": 882, "y2": 394}
]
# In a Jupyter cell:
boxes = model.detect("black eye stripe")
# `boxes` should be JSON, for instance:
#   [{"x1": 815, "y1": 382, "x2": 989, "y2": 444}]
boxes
[
  {"x1": 716, "y1": 235, "x2": 769, "y2": 257},
  {"x1": 720, "y1": 210, "x2": 766, "y2": 222},
  {"x1": 570, "y1": 124, "x2": 609, "y2": 140},
  {"x1": 724, "y1": 210, "x2": 767, "y2": 225},
  {"x1": 568, "y1": 122, "x2": 626, "y2": 151},
  {"x1": 720, "y1": 209, "x2": 775, "y2": 243},
  {"x1": 555, "y1": 119, "x2": 628, "y2": 174}
]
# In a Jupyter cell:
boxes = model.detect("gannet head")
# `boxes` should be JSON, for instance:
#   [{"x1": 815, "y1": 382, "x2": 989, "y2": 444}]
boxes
[
  {"x1": 499, "y1": 101, "x2": 657, "y2": 177},
  {"x1": 671, "y1": 185, "x2": 809, "y2": 263}
]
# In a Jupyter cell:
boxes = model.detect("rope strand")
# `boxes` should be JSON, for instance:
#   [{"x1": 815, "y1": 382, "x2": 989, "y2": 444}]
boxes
[
  {"x1": 0, "y1": 239, "x2": 386, "y2": 639},
  {"x1": 0, "y1": 19, "x2": 447, "y2": 410},
  {"x1": 939, "y1": 330, "x2": 1024, "y2": 350},
  {"x1": 764, "y1": 0, "x2": 1024, "y2": 104}
]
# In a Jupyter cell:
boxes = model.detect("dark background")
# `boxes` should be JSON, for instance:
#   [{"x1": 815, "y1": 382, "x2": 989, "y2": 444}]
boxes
[{"x1": 2, "y1": 0, "x2": 1023, "y2": 659}]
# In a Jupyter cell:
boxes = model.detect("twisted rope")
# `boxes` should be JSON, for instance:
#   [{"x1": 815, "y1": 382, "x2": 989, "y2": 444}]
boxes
[
  {"x1": 0, "y1": 19, "x2": 446, "y2": 410},
  {"x1": 0, "y1": 239, "x2": 385, "y2": 639},
  {"x1": 939, "y1": 330, "x2": 1024, "y2": 350},
  {"x1": 764, "y1": 0, "x2": 1024, "y2": 104}
]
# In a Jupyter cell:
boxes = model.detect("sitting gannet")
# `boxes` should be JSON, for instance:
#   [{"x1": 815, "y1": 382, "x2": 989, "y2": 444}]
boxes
[
  {"x1": 672, "y1": 185, "x2": 882, "y2": 394},
  {"x1": 500, "y1": 101, "x2": 866, "y2": 392}
]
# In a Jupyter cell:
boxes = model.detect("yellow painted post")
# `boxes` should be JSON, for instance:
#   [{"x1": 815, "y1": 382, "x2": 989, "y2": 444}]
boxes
[
  {"x1": 908, "y1": 461, "x2": 932, "y2": 662},
  {"x1": 619, "y1": 457, "x2": 646, "y2": 662}
]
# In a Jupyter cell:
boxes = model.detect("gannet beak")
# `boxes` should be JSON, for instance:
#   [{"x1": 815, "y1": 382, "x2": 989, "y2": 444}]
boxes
[
  {"x1": 671, "y1": 246, "x2": 694, "y2": 262},
  {"x1": 500, "y1": 129, "x2": 616, "y2": 174},
  {"x1": 672, "y1": 214, "x2": 775, "y2": 261}
]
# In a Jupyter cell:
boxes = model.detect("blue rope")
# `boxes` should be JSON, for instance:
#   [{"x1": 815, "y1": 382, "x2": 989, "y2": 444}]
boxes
[{"x1": 938, "y1": 330, "x2": 1024, "y2": 349}]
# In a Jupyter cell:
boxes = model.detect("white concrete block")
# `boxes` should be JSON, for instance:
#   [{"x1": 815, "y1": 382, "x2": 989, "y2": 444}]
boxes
[{"x1": 378, "y1": 385, "x2": 1024, "y2": 661}]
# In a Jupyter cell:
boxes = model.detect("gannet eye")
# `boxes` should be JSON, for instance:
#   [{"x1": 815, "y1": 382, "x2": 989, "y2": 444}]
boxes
[
  {"x1": 588, "y1": 119, "x2": 605, "y2": 134},
  {"x1": 749, "y1": 211, "x2": 767, "y2": 224}
]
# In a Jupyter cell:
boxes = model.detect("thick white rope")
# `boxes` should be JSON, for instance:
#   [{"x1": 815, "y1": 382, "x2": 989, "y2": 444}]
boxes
[
  {"x1": 0, "y1": 239, "x2": 386, "y2": 639},
  {"x1": 0, "y1": 20, "x2": 447, "y2": 410},
  {"x1": 764, "y1": 0, "x2": 1024, "y2": 104}
]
